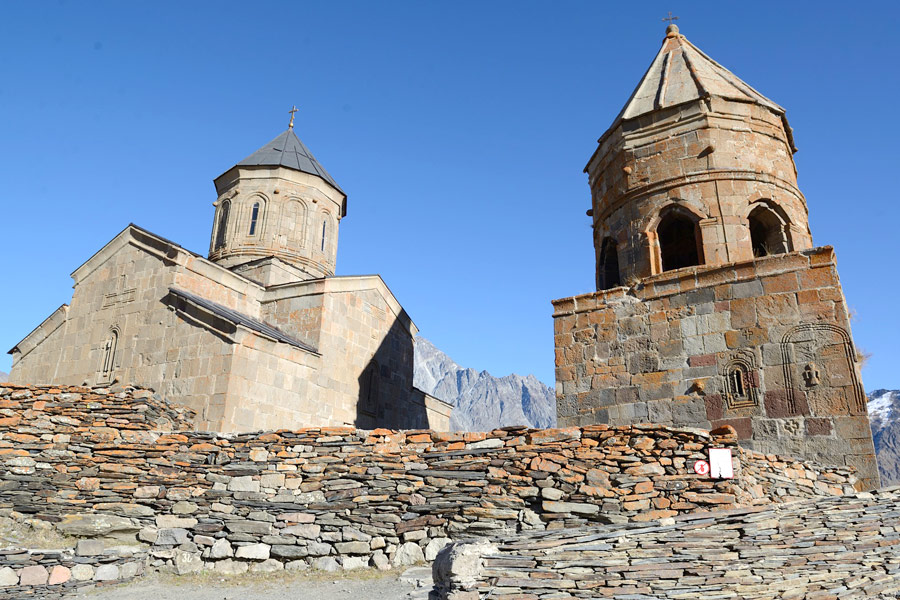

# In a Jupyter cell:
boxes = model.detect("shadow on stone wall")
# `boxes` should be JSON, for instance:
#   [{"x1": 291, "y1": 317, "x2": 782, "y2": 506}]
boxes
[{"x1": 355, "y1": 316, "x2": 429, "y2": 429}]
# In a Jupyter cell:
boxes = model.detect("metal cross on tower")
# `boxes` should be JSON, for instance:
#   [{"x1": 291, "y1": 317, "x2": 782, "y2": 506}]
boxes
[
  {"x1": 662, "y1": 12, "x2": 679, "y2": 25},
  {"x1": 288, "y1": 105, "x2": 298, "y2": 130}
]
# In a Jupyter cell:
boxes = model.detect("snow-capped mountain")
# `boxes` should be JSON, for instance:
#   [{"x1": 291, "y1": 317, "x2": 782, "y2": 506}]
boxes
[
  {"x1": 869, "y1": 389, "x2": 900, "y2": 486},
  {"x1": 414, "y1": 337, "x2": 556, "y2": 431}
]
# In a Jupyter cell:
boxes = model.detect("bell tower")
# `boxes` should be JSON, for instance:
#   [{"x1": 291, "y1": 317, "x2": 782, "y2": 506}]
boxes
[
  {"x1": 209, "y1": 114, "x2": 347, "y2": 284},
  {"x1": 553, "y1": 25, "x2": 879, "y2": 490},
  {"x1": 588, "y1": 24, "x2": 812, "y2": 290}
]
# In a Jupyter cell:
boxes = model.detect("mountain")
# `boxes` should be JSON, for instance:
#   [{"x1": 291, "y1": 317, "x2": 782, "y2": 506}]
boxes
[
  {"x1": 0, "y1": 372, "x2": 7, "y2": 382},
  {"x1": 413, "y1": 337, "x2": 556, "y2": 431},
  {"x1": 869, "y1": 389, "x2": 900, "y2": 486}
]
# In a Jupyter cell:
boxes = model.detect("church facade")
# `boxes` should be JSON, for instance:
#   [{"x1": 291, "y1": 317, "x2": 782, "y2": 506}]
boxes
[
  {"x1": 552, "y1": 25, "x2": 879, "y2": 489},
  {"x1": 8, "y1": 125, "x2": 451, "y2": 432}
]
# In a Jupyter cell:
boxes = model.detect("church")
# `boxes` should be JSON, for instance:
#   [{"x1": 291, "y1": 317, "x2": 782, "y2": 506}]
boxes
[
  {"x1": 8, "y1": 117, "x2": 451, "y2": 433},
  {"x1": 551, "y1": 25, "x2": 880, "y2": 489}
]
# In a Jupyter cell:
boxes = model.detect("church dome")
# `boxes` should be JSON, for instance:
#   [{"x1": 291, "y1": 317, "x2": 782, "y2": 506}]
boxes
[{"x1": 236, "y1": 128, "x2": 345, "y2": 202}]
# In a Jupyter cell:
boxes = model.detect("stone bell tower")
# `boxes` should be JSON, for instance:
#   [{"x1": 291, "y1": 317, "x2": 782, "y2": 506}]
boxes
[
  {"x1": 589, "y1": 24, "x2": 813, "y2": 290},
  {"x1": 209, "y1": 114, "x2": 347, "y2": 285},
  {"x1": 553, "y1": 25, "x2": 879, "y2": 489}
]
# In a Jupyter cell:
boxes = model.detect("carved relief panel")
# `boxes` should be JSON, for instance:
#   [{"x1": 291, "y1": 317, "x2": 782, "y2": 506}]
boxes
[{"x1": 781, "y1": 324, "x2": 866, "y2": 416}]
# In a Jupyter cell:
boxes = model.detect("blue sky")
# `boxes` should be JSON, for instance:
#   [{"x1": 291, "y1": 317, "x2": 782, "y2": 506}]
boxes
[{"x1": 1, "y1": 1, "x2": 898, "y2": 391}]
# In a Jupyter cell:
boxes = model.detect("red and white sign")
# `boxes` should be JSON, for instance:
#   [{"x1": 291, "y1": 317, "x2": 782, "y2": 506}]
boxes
[
  {"x1": 693, "y1": 460, "x2": 710, "y2": 475},
  {"x1": 709, "y1": 448, "x2": 734, "y2": 479}
]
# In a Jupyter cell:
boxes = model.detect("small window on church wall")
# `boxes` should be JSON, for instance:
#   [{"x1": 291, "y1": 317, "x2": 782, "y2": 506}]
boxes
[
  {"x1": 598, "y1": 237, "x2": 621, "y2": 290},
  {"x1": 101, "y1": 330, "x2": 118, "y2": 380},
  {"x1": 214, "y1": 201, "x2": 230, "y2": 250},
  {"x1": 657, "y1": 210, "x2": 703, "y2": 272},
  {"x1": 321, "y1": 218, "x2": 327, "y2": 252},
  {"x1": 728, "y1": 367, "x2": 746, "y2": 398},
  {"x1": 249, "y1": 202, "x2": 260, "y2": 236},
  {"x1": 748, "y1": 205, "x2": 790, "y2": 257}
]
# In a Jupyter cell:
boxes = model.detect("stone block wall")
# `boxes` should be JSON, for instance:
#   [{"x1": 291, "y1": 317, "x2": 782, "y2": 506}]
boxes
[
  {"x1": 552, "y1": 247, "x2": 879, "y2": 489},
  {"x1": 0, "y1": 384, "x2": 858, "y2": 585},
  {"x1": 432, "y1": 487, "x2": 900, "y2": 599},
  {"x1": 0, "y1": 546, "x2": 146, "y2": 599}
]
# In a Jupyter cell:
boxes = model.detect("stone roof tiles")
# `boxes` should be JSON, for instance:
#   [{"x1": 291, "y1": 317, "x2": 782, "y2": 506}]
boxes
[{"x1": 618, "y1": 25, "x2": 785, "y2": 122}]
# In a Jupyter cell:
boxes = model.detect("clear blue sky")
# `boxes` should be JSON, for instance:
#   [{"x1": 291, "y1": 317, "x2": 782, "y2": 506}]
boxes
[{"x1": 1, "y1": 2, "x2": 898, "y2": 391}]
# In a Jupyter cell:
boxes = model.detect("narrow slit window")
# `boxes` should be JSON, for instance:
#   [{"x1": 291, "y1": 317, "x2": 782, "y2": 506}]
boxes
[
  {"x1": 321, "y1": 219, "x2": 327, "y2": 251},
  {"x1": 249, "y1": 202, "x2": 260, "y2": 235},
  {"x1": 214, "y1": 201, "x2": 230, "y2": 250},
  {"x1": 729, "y1": 368, "x2": 745, "y2": 398},
  {"x1": 101, "y1": 330, "x2": 118, "y2": 379}
]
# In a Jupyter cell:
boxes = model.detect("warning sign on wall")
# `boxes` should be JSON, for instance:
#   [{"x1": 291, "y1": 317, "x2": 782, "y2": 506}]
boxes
[{"x1": 709, "y1": 448, "x2": 734, "y2": 479}]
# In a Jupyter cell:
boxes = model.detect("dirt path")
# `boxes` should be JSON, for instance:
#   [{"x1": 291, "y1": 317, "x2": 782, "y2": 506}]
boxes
[{"x1": 74, "y1": 568, "x2": 433, "y2": 600}]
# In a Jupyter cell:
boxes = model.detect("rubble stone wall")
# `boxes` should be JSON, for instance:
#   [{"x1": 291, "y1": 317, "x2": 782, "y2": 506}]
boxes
[
  {"x1": 0, "y1": 384, "x2": 857, "y2": 588},
  {"x1": 553, "y1": 246, "x2": 879, "y2": 489},
  {"x1": 433, "y1": 487, "x2": 900, "y2": 599}
]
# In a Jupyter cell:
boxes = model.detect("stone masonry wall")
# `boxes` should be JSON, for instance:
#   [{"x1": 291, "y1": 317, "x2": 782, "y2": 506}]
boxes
[
  {"x1": 0, "y1": 383, "x2": 859, "y2": 596},
  {"x1": 552, "y1": 246, "x2": 879, "y2": 490},
  {"x1": 433, "y1": 487, "x2": 900, "y2": 599}
]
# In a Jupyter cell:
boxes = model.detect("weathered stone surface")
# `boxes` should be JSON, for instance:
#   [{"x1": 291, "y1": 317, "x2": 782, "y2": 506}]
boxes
[
  {"x1": 173, "y1": 550, "x2": 202, "y2": 575},
  {"x1": 235, "y1": 543, "x2": 270, "y2": 561},
  {"x1": 56, "y1": 513, "x2": 138, "y2": 538},
  {"x1": 19, "y1": 565, "x2": 49, "y2": 586},
  {"x1": 393, "y1": 542, "x2": 425, "y2": 567},
  {"x1": 0, "y1": 567, "x2": 17, "y2": 587},
  {"x1": 71, "y1": 564, "x2": 94, "y2": 581},
  {"x1": 93, "y1": 564, "x2": 120, "y2": 581}
]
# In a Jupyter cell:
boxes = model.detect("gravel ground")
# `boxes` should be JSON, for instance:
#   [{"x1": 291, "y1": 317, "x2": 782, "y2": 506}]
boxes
[{"x1": 74, "y1": 569, "x2": 432, "y2": 600}]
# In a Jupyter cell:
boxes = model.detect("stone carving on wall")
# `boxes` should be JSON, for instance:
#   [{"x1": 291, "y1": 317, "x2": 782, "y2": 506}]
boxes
[
  {"x1": 720, "y1": 349, "x2": 760, "y2": 409},
  {"x1": 781, "y1": 324, "x2": 866, "y2": 415}
]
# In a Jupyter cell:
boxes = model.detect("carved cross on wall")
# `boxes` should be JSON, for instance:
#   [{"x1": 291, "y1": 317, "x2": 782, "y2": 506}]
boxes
[{"x1": 803, "y1": 362, "x2": 821, "y2": 387}]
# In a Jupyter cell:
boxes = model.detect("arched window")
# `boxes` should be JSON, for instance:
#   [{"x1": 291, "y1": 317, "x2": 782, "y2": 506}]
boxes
[
  {"x1": 748, "y1": 204, "x2": 790, "y2": 257},
  {"x1": 721, "y1": 351, "x2": 759, "y2": 409},
  {"x1": 320, "y1": 217, "x2": 328, "y2": 252},
  {"x1": 598, "y1": 237, "x2": 621, "y2": 290},
  {"x1": 214, "y1": 201, "x2": 230, "y2": 250},
  {"x1": 657, "y1": 208, "x2": 704, "y2": 272},
  {"x1": 248, "y1": 202, "x2": 260, "y2": 236},
  {"x1": 101, "y1": 329, "x2": 118, "y2": 381}
]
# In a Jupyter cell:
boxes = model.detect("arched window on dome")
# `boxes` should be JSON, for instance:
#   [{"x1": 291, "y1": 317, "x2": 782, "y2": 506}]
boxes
[
  {"x1": 748, "y1": 203, "x2": 791, "y2": 257},
  {"x1": 248, "y1": 201, "x2": 261, "y2": 236},
  {"x1": 214, "y1": 200, "x2": 230, "y2": 250},
  {"x1": 598, "y1": 237, "x2": 621, "y2": 290},
  {"x1": 656, "y1": 207, "x2": 704, "y2": 272}
]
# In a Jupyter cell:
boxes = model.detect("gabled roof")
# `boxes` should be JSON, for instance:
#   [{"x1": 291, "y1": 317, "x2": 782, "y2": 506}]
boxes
[
  {"x1": 236, "y1": 128, "x2": 345, "y2": 197},
  {"x1": 168, "y1": 287, "x2": 317, "y2": 354}
]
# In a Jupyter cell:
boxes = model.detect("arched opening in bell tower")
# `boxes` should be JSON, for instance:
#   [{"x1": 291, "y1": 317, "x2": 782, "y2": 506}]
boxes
[
  {"x1": 656, "y1": 207, "x2": 704, "y2": 272},
  {"x1": 598, "y1": 237, "x2": 621, "y2": 290},
  {"x1": 748, "y1": 203, "x2": 791, "y2": 257}
]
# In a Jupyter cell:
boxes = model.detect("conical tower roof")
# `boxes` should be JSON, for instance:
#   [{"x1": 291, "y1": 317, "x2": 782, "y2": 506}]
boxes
[
  {"x1": 236, "y1": 128, "x2": 345, "y2": 196},
  {"x1": 599, "y1": 25, "x2": 795, "y2": 151}
]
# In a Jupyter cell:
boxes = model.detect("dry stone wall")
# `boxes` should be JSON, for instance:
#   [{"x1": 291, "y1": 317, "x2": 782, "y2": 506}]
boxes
[
  {"x1": 433, "y1": 487, "x2": 900, "y2": 599},
  {"x1": 0, "y1": 384, "x2": 860, "y2": 596}
]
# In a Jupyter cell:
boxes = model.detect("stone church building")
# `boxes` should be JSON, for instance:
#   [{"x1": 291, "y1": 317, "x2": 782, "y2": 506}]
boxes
[
  {"x1": 552, "y1": 25, "x2": 879, "y2": 489},
  {"x1": 8, "y1": 124, "x2": 451, "y2": 432}
]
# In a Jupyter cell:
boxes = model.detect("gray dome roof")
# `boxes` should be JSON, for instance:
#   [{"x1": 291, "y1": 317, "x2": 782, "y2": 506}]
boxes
[{"x1": 237, "y1": 129, "x2": 345, "y2": 196}]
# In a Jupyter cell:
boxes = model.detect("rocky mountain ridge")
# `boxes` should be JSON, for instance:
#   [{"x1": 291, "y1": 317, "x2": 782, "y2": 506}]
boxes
[
  {"x1": 413, "y1": 337, "x2": 556, "y2": 431},
  {"x1": 869, "y1": 389, "x2": 900, "y2": 486}
]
